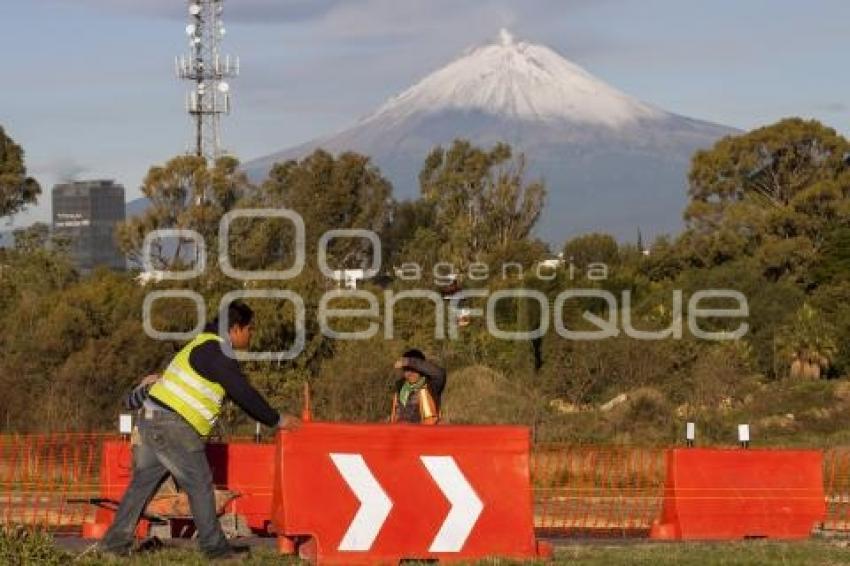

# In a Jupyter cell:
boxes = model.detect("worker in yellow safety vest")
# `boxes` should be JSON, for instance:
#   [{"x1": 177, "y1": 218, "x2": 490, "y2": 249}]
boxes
[{"x1": 100, "y1": 300, "x2": 299, "y2": 559}]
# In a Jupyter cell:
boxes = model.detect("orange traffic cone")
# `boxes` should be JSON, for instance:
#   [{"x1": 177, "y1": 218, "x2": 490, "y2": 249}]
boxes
[{"x1": 301, "y1": 381, "x2": 312, "y2": 423}]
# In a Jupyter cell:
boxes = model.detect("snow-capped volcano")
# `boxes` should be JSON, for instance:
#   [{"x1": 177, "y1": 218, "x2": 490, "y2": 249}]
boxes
[
  {"x1": 245, "y1": 30, "x2": 738, "y2": 242},
  {"x1": 366, "y1": 29, "x2": 662, "y2": 128}
]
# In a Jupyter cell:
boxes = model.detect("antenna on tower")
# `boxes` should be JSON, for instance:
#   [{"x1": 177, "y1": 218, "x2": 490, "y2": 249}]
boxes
[{"x1": 176, "y1": 1, "x2": 238, "y2": 166}]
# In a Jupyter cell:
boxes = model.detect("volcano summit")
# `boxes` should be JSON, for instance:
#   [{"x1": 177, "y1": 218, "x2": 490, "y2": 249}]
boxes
[{"x1": 245, "y1": 30, "x2": 738, "y2": 242}]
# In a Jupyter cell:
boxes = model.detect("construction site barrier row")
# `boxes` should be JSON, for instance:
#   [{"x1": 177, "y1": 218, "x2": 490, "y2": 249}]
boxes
[{"x1": 2, "y1": 433, "x2": 850, "y2": 538}]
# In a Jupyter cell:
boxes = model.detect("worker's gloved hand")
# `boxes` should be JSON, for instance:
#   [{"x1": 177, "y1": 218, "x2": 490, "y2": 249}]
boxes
[
  {"x1": 277, "y1": 414, "x2": 301, "y2": 431},
  {"x1": 394, "y1": 357, "x2": 407, "y2": 370}
]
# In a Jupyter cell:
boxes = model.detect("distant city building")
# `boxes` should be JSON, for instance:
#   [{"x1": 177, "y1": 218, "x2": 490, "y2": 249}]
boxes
[{"x1": 52, "y1": 180, "x2": 126, "y2": 271}]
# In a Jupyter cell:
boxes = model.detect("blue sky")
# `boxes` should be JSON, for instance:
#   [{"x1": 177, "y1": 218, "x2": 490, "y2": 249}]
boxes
[{"x1": 1, "y1": 0, "x2": 848, "y2": 226}]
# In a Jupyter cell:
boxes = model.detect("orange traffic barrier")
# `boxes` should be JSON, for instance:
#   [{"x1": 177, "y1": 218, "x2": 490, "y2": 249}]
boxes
[
  {"x1": 87, "y1": 438, "x2": 151, "y2": 539},
  {"x1": 205, "y1": 442, "x2": 276, "y2": 534},
  {"x1": 271, "y1": 423, "x2": 550, "y2": 563},
  {"x1": 650, "y1": 448, "x2": 825, "y2": 540}
]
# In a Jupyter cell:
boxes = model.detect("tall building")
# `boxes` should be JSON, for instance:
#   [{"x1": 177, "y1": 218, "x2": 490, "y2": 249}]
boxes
[{"x1": 52, "y1": 180, "x2": 126, "y2": 271}]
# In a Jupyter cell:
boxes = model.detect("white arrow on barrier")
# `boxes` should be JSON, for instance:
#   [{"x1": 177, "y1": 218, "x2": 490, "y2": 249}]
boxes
[
  {"x1": 330, "y1": 453, "x2": 393, "y2": 551},
  {"x1": 421, "y1": 455, "x2": 484, "y2": 553}
]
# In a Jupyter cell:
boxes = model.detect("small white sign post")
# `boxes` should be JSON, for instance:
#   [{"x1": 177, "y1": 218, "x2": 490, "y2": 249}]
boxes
[{"x1": 738, "y1": 424, "x2": 750, "y2": 449}]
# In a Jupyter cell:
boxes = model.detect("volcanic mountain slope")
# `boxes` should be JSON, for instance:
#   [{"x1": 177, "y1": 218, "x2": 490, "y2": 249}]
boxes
[{"x1": 245, "y1": 29, "x2": 738, "y2": 243}]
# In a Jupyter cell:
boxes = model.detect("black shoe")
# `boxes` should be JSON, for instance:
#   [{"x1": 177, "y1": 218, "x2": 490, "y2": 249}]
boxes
[
  {"x1": 206, "y1": 543, "x2": 251, "y2": 560},
  {"x1": 227, "y1": 543, "x2": 250, "y2": 555},
  {"x1": 136, "y1": 536, "x2": 165, "y2": 554}
]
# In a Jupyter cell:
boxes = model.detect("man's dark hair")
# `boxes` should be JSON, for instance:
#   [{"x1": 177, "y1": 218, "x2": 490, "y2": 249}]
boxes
[
  {"x1": 403, "y1": 348, "x2": 425, "y2": 361},
  {"x1": 206, "y1": 300, "x2": 254, "y2": 333}
]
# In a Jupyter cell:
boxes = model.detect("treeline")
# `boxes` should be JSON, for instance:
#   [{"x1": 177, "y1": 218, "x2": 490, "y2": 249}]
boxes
[{"x1": 2, "y1": 119, "x2": 850, "y2": 445}]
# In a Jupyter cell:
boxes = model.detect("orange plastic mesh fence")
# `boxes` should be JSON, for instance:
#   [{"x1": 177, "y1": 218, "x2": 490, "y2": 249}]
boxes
[
  {"x1": 2, "y1": 435, "x2": 850, "y2": 537},
  {"x1": 0, "y1": 433, "x2": 113, "y2": 532},
  {"x1": 531, "y1": 445, "x2": 666, "y2": 536},
  {"x1": 822, "y1": 448, "x2": 850, "y2": 532}
]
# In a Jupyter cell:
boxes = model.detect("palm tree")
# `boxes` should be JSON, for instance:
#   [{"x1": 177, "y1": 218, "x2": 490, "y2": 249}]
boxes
[{"x1": 778, "y1": 303, "x2": 837, "y2": 379}]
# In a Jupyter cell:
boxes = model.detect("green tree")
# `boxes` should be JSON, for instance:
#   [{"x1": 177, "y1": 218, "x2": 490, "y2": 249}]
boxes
[
  {"x1": 384, "y1": 199, "x2": 436, "y2": 267},
  {"x1": 0, "y1": 263, "x2": 171, "y2": 431},
  {"x1": 682, "y1": 118, "x2": 850, "y2": 278},
  {"x1": 674, "y1": 256, "x2": 804, "y2": 377},
  {"x1": 686, "y1": 118, "x2": 849, "y2": 227},
  {"x1": 117, "y1": 155, "x2": 251, "y2": 268},
  {"x1": 0, "y1": 126, "x2": 40, "y2": 219},
  {"x1": 259, "y1": 150, "x2": 393, "y2": 271},
  {"x1": 12, "y1": 222, "x2": 50, "y2": 252},
  {"x1": 809, "y1": 281, "x2": 850, "y2": 376},
  {"x1": 202, "y1": 151, "x2": 396, "y2": 411},
  {"x1": 563, "y1": 233, "x2": 620, "y2": 268},
  {"x1": 416, "y1": 140, "x2": 546, "y2": 272},
  {"x1": 812, "y1": 226, "x2": 850, "y2": 286}
]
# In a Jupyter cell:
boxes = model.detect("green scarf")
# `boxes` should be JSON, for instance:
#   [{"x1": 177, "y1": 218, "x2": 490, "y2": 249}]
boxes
[{"x1": 399, "y1": 378, "x2": 426, "y2": 406}]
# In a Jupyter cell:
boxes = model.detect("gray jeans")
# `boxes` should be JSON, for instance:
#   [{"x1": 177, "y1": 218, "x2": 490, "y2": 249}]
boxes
[{"x1": 100, "y1": 407, "x2": 229, "y2": 557}]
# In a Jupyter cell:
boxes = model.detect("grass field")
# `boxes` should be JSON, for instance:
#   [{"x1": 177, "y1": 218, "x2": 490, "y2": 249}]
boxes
[
  {"x1": 555, "y1": 541, "x2": 850, "y2": 565},
  {"x1": 71, "y1": 541, "x2": 850, "y2": 565},
  {"x1": 6, "y1": 533, "x2": 850, "y2": 565},
  {"x1": 0, "y1": 529, "x2": 850, "y2": 566}
]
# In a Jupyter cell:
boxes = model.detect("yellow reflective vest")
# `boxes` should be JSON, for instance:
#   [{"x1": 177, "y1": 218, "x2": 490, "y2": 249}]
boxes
[{"x1": 149, "y1": 333, "x2": 226, "y2": 436}]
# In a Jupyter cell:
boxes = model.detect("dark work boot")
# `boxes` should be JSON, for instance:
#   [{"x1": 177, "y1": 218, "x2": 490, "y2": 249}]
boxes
[{"x1": 205, "y1": 543, "x2": 251, "y2": 560}]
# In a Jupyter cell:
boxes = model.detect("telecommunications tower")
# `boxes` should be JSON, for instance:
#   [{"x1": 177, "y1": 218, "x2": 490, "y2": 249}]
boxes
[{"x1": 176, "y1": 0, "x2": 238, "y2": 162}]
